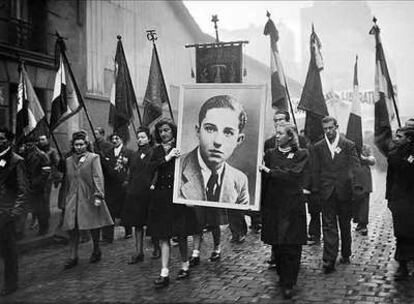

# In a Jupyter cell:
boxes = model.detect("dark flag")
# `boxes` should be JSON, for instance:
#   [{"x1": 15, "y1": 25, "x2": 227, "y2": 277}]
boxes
[
  {"x1": 297, "y1": 24, "x2": 328, "y2": 143},
  {"x1": 16, "y1": 63, "x2": 46, "y2": 141},
  {"x1": 142, "y1": 45, "x2": 172, "y2": 127},
  {"x1": 346, "y1": 55, "x2": 363, "y2": 155},
  {"x1": 264, "y1": 14, "x2": 288, "y2": 111},
  {"x1": 49, "y1": 53, "x2": 82, "y2": 130},
  {"x1": 369, "y1": 18, "x2": 400, "y2": 155},
  {"x1": 108, "y1": 36, "x2": 137, "y2": 142}
]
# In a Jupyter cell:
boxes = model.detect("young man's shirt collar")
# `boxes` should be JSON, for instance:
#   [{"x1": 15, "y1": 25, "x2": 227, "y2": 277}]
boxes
[
  {"x1": 324, "y1": 132, "x2": 340, "y2": 159},
  {"x1": 197, "y1": 147, "x2": 224, "y2": 190}
]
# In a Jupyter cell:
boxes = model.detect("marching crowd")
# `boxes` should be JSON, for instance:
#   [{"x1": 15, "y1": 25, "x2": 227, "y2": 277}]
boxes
[{"x1": 1, "y1": 109, "x2": 414, "y2": 299}]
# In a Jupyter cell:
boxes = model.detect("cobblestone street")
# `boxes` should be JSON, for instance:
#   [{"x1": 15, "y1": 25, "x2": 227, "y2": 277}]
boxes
[{"x1": 1, "y1": 170, "x2": 414, "y2": 303}]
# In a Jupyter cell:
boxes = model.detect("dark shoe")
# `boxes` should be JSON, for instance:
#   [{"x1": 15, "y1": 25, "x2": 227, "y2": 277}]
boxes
[
  {"x1": 64, "y1": 257, "x2": 78, "y2": 269},
  {"x1": 322, "y1": 261, "x2": 335, "y2": 274},
  {"x1": 37, "y1": 228, "x2": 49, "y2": 236},
  {"x1": 307, "y1": 235, "x2": 320, "y2": 245},
  {"x1": 89, "y1": 250, "x2": 102, "y2": 263},
  {"x1": 394, "y1": 265, "x2": 409, "y2": 281},
  {"x1": 339, "y1": 256, "x2": 351, "y2": 264},
  {"x1": 267, "y1": 259, "x2": 277, "y2": 269},
  {"x1": 355, "y1": 224, "x2": 363, "y2": 232},
  {"x1": 282, "y1": 287, "x2": 293, "y2": 299},
  {"x1": 189, "y1": 256, "x2": 200, "y2": 267},
  {"x1": 151, "y1": 248, "x2": 161, "y2": 260},
  {"x1": 359, "y1": 227, "x2": 368, "y2": 236},
  {"x1": 0, "y1": 286, "x2": 18, "y2": 296},
  {"x1": 154, "y1": 276, "x2": 169, "y2": 288},
  {"x1": 176, "y1": 269, "x2": 190, "y2": 280},
  {"x1": 209, "y1": 251, "x2": 221, "y2": 262},
  {"x1": 251, "y1": 224, "x2": 262, "y2": 234},
  {"x1": 128, "y1": 254, "x2": 144, "y2": 264},
  {"x1": 124, "y1": 234, "x2": 133, "y2": 240},
  {"x1": 231, "y1": 235, "x2": 245, "y2": 244}
]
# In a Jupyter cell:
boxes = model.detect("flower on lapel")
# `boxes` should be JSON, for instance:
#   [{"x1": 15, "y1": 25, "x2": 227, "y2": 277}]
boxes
[
  {"x1": 407, "y1": 155, "x2": 414, "y2": 163},
  {"x1": 334, "y1": 147, "x2": 342, "y2": 154}
]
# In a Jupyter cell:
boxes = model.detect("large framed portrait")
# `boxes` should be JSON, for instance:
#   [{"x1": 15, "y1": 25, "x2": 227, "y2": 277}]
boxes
[{"x1": 173, "y1": 83, "x2": 267, "y2": 211}]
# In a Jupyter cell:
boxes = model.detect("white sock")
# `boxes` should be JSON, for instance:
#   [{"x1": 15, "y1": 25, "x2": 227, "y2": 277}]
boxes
[
  {"x1": 160, "y1": 268, "x2": 169, "y2": 277},
  {"x1": 182, "y1": 261, "x2": 189, "y2": 271},
  {"x1": 192, "y1": 250, "x2": 200, "y2": 258}
]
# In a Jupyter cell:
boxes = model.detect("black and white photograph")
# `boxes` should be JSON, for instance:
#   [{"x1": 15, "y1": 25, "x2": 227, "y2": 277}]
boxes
[
  {"x1": 173, "y1": 84, "x2": 266, "y2": 211},
  {"x1": 1, "y1": 1, "x2": 414, "y2": 303}
]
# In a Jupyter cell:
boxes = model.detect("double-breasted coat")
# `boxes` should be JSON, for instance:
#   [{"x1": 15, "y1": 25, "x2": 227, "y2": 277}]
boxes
[
  {"x1": 121, "y1": 145, "x2": 155, "y2": 227},
  {"x1": 146, "y1": 145, "x2": 200, "y2": 239},
  {"x1": 62, "y1": 152, "x2": 113, "y2": 231},
  {"x1": 261, "y1": 148, "x2": 308, "y2": 245}
]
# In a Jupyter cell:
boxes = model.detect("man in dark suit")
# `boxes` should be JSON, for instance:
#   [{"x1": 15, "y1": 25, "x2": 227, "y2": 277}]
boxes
[
  {"x1": 93, "y1": 127, "x2": 112, "y2": 157},
  {"x1": 0, "y1": 128, "x2": 27, "y2": 296},
  {"x1": 20, "y1": 136, "x2": 50, "y2": 237},
  {"x1": 312, "y1": 116, "x2": 361, "y2": 273},
  {"x1": 101, "y1": 133, "x2": 133, "y2": 242}
]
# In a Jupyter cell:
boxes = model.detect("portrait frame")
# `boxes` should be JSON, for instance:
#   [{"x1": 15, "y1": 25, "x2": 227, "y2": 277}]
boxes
[{"x1": 173, "y1": 83, "x2": 267, "y2": 211}]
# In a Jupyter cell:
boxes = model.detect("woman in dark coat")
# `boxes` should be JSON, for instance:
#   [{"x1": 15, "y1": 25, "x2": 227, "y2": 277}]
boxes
[
  {"x1": 259, "y1": 123, "x2": 308, "y2": 299},
  {"x1": 147, "y1": 118, "x2": 200, "y2": 288},
  {"x1": 386, "y1": 127, "x2": 414, "y2": 280},
  {"x1": 121, "y1": 127, "x2": 158, "y2": 264}
]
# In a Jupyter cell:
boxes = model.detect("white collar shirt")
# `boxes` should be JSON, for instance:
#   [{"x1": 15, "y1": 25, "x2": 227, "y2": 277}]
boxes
[
  {"x1": 114, "y1": 144, "x2": 123, "y2": 157},
  {"x1": 197, "y1": 147, "x2": 224, "y2": 191},
  {"x1": 325, "y1": 132, "x2": 340, "y2": 159}
]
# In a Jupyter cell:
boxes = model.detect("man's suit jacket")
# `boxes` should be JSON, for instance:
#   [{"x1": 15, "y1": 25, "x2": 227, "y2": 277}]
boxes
[
  {"x1": 312, "y1": 135, "x2": 361, "y2": 202},
  {"x1": 179, "y1": 148, "x2": 249, "y2": 205}
]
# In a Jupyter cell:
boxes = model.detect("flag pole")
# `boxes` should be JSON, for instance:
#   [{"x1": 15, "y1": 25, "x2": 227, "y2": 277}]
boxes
[
  {"x1": 283, "y1": 73, "x2": 297, "y2": 127},
  {"x1": 117, "y1": 35, "x2": 142, "y2": 128},
  {"x1": 370, "y1": 17, "x2": 401, "y2": 127},
  {"x1": 146, "y1": 30, "x2": 175, "y2": 123},
  {"x1": 56, "y1": 33, "x2": 99, "y2": 142}
]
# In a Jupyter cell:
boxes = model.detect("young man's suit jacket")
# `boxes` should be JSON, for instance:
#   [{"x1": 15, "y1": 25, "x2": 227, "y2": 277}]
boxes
[
  {"x1": 179, "y1": 148, "x2": 249, "y2": 205},
  {"x1": 312, "y1": 135, "x2": 361, "y2": 202}
]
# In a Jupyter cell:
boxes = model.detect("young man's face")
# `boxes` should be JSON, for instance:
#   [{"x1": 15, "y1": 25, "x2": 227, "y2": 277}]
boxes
[
  {"x1": 322, "y1": 120, "x2": 338, "y2": 142},
  {"x1": 273, "y1": 113, "x2": 288, "y2": 129},
  {"x1": 38, "y1": 135, "x2": 48, "y2": 147},
  {"x1": 111, "y1": 135, "x2": 122, "y2": 148},
  {"x1": 196, "y1": 108, "x2": 244, "y2": 170}
]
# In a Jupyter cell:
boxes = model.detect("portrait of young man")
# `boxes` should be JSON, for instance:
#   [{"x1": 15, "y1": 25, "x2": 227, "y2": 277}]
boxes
[{"x1": 173, "y1": 84, "x2": 266, "y2": 210}]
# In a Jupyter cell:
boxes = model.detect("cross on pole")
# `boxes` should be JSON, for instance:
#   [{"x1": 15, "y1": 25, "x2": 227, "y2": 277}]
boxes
[{"x1": 211, "y1": 14, "x2": 219, "y2": 42}]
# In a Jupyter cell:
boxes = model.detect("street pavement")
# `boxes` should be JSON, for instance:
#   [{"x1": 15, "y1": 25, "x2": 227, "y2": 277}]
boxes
[{"x1": 1, "y1": 169, "x2": 414, "y2": 303}]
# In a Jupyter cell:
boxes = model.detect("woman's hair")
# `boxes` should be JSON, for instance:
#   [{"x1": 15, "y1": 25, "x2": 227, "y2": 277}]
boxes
[
  {"x1": 71, "y1": 130, "x2": 88, "y2": 147},
  {"x1": 276, "y1": 122, "x2": 299, "y2": 151},
  {"x1": 136, "y1": 126, "x2": 152, "y2": 145},
  {"x1": 154, "y1": 118, "x2": 177, "y2": 143}
]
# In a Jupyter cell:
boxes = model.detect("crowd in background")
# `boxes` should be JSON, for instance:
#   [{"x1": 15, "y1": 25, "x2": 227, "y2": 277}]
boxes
[{"x1": 1, "y1": 114, "x2": 414, "y2": 299}]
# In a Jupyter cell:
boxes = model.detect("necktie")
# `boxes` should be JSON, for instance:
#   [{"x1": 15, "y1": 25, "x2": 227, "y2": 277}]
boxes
[{"x1": 206, "y1": 171, "x2": 219, "y2": 201}]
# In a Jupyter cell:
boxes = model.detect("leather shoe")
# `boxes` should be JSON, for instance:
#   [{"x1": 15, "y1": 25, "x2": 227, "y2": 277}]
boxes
[
  {"x1": 176, "y1": 269, "x2": 190, "y2": 280},
  {"x1": 394, "y1": 266, "x2": 409, "y2": 281},
  {"x1": 154, "y1": 276, "x2": 169, "y2": 288},
  {"x1": 322, "y1": 261, "x2": 335, "y2": 274},
  {"x1": 282, "y1": 287, "x2": 293, "y2": 299},
  {"x1": 266, "y1": 258, "x2": 277, "y2": 269},
  {"x1": 128, "y1": 253, "x2": 144, "y2": 264},
  {"x1": 151, "y1": 248, "x2": 161, "y2": 260},
  {"x1": 0, "y1": 286, "x2": 18, "y2": 296},
  {"x1": 89, "y1": 250, "x2": 102, "y2": 263},
  {"x1": 339, "y1": 256, "x2": 351, "y2": 264},
  {"x1": 64, "y1": 257, "x2": 78, "y2": 269},
  {"x1": 209, "y1": 251, "x2": 221, "y2": 262},
  {"x1": 189, "y1": 256, "x2": 200, "y2": 267}
]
